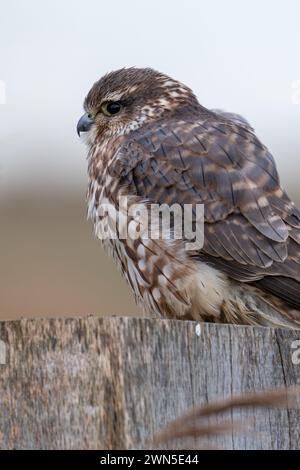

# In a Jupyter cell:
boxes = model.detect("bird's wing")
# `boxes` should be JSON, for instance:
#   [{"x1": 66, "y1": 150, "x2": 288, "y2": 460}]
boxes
[
  {"x1": 111, "y1": 114, "x2": 300, "y2": 305},
  {"x1": 210, "y1": 109, "x2": 254, "y2": 130}
]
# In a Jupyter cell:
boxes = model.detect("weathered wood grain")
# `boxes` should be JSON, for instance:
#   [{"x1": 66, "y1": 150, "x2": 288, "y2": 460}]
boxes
[{"x1": 0, "y1": 317, "x2": 300, "y2": 449}]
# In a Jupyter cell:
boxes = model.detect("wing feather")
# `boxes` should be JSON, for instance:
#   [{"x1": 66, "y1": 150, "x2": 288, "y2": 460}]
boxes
[{"x1": 111, "y1": 112, "x2": 300, "y2": 308}]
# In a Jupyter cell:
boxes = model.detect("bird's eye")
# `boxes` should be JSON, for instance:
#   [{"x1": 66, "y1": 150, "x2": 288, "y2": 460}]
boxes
[{"x1": 101, "y1": 101, "x2": 123, "y2": 117}]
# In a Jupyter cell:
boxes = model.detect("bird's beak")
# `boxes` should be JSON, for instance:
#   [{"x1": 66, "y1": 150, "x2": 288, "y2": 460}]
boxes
[{"x1": 77, "y1": 113, "x2": 95, "y2": 136}]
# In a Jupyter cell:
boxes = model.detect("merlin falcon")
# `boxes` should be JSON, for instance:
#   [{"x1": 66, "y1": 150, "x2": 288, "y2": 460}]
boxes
[{"x1": 77, "y1": 68, "x2": 300, "y2": 328}]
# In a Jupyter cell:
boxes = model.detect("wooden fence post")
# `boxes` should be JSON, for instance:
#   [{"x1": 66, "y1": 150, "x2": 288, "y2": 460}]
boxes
[{"x1": 0, "y1": 316, "x2": 300, "y2": 449}]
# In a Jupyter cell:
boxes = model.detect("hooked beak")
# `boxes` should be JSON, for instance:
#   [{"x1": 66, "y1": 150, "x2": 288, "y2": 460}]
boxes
[{"x1": 77, "y1": 113, "x2": 95, "y2": 136}]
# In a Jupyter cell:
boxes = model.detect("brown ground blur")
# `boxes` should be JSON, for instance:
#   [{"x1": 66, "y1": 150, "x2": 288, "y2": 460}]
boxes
[{"x1": 0, "y1": 192, "x2": 140, "y2": 320}]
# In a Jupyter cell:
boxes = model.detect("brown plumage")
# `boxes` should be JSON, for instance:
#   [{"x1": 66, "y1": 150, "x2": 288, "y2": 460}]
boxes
[{"x1": 77, "y1": 67, "x2": 300, "y2": 328}]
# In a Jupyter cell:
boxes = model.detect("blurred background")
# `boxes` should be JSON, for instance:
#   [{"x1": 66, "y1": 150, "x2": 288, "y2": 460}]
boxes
[{"x1": 1, "y1": 0, "x2": 300, "y2": 320}]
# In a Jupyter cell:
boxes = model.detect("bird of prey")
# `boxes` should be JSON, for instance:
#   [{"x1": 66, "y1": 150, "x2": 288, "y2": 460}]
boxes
[{"x1": 77, "y1": 67, "x2": 300, "y2": 328}]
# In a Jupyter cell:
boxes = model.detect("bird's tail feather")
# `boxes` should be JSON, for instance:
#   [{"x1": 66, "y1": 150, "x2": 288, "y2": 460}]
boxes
[{"x1": 221, "y1": 281, "x2": 300, "y2": 329}]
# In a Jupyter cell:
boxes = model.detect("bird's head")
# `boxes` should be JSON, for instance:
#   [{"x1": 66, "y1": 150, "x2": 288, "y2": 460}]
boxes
[{"x1": 77, "y1": 67, "x2": 198, "y2": 144}]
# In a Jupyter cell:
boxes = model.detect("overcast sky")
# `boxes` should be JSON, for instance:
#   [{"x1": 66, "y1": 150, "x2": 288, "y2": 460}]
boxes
[{"x1": 1, "y1": 0, "x2": 300, "y2": 200}]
